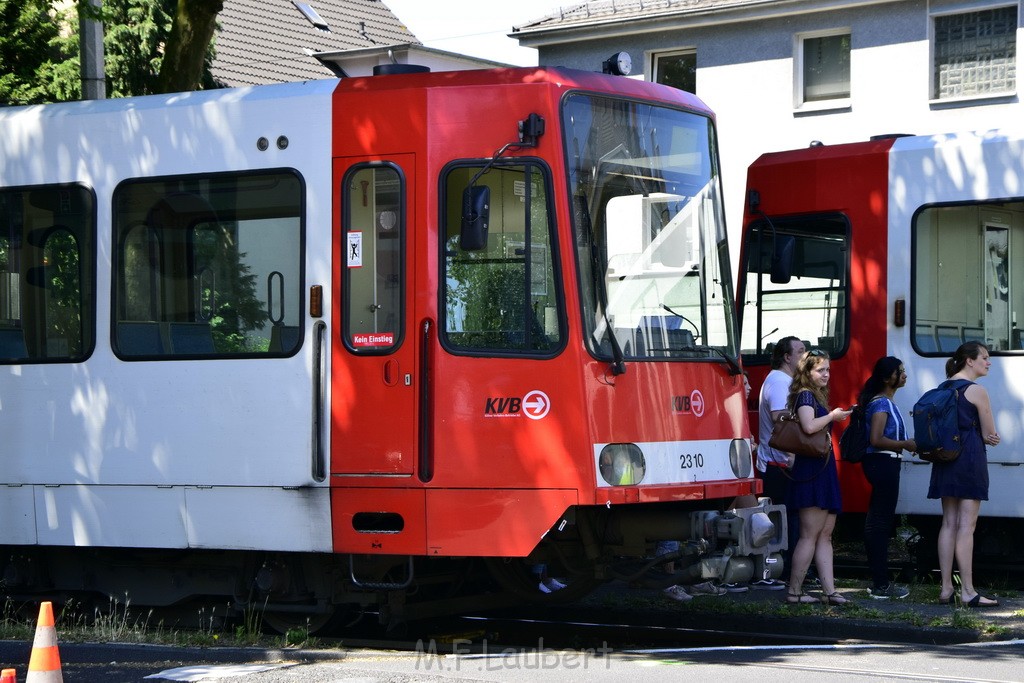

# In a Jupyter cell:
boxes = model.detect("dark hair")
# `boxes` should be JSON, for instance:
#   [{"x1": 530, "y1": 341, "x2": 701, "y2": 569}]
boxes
[
  {"x1": 857, "y1": 356, "x2": 903, "y2": 407},
  {"x1": 946, "y1": 341, "x2": 988, "y2": 377},
  {"x1": 788, "y1": 349, "x2": 831, "y2": 410},
  {"x1": 771, "y1": 336, "x2": 801, "y2": 369}
]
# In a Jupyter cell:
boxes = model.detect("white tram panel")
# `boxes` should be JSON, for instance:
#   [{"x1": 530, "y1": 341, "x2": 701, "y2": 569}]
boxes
[
  {"x1": 886, "y1": 128, "x2": 1024, "y2": 519},
  {"x1": 0, "y1": 80, "x2": 337, "y2": 552}
]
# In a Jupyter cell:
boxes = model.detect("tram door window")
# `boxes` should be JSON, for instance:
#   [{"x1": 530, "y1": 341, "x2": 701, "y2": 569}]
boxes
[
  {"x1": 441, "y1": 162, "x2": 562, "y2": 354},
  {"x1": 342, "y1": 164, "x2": 404, "y2": 353},
  {"x1": 739, "y1": 215, "x2": 849, "y2": 361},
  {"x1": 113, "y1": 171, "x2": 303, "y2": 358},
  {"x1": 0, "y1": 185, "x2": 95, "y2": 362},
  {"x1": 913, "y1": 201, "x2": 1024, "y2": 353}
]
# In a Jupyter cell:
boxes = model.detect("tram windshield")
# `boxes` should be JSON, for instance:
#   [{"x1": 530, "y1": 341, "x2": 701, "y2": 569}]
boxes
[{"x1": 562, "y1": 94, "x2": 737, "y2": 364}]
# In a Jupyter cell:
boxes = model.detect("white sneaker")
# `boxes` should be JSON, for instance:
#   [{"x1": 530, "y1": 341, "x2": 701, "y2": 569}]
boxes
[
  {"x1": 542, "y1": 577, "x2": 567, "y2": 592},
  {"x1": 689, "y1": 581, "x2": 727, "y2": 596},
  {"x1": 538, "y1": 581, "x2": 552, "y2": 594},
  {"x1": 750, "y1": 578, "x2": 787, "y2": 591},
  {"x1": 663, "y1": 585, "x2": 693, "y2": 602}
]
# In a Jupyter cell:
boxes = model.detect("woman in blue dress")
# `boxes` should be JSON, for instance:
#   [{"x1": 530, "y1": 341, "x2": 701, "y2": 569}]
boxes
[
  {"x1": 928, "y1": 342, "x2": 1000, "y2": 607},
  {"x1": 785, "y1": 349, "x2": 852, "y2": 605}
]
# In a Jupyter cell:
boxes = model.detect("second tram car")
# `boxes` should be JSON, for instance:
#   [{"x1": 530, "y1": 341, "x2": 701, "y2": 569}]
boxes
[
  {"x1": 738, "y1": 128, "x2": 1024, "y2": 566},
  {"x1": 0, "y1": 64, "x2": 783, "y2": 629}
]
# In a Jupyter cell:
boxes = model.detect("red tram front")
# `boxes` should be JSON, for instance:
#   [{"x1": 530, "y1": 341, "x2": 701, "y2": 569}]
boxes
[{"x1": 0, "y1": 65, "x2": 782, "y2": 629}]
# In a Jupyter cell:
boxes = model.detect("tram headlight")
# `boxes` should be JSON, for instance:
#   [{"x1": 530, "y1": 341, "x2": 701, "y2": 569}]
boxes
[
  {"x1": 729, "y1": 439, "x2": 753, "y2": 479},
  {"x1": 598, "y1": 443, "x2": 645, "y2": 486}
]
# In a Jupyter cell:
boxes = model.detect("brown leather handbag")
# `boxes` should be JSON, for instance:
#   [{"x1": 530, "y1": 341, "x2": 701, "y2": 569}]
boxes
[{"x1": 768, "y1": 411, "x2": 831, "y2": 458}]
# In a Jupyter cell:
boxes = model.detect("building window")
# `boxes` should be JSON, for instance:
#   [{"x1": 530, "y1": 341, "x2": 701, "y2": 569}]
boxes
[
  {"x1": 653, "y1": 51, "x2": 696, "y2": 93},
  {"x1": 933, "y1": 6, "x2": 1016, "y2": 99},
  {"x1": 797, "y1": 31, "x2": 851, "y2": 105}
]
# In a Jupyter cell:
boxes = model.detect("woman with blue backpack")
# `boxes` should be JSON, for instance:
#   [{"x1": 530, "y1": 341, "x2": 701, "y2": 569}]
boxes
[
  {"x1": 856, "y1": 356, "x2": 916, "y2": 600},
  {"x1": 928, "y1": 341, "x2": 1000, "y2": 608}
]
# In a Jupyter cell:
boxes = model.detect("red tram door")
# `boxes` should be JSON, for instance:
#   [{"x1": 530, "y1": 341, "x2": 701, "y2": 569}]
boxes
[{"x1": 331, "y1": 156, "x2": 418, "y2": 476}]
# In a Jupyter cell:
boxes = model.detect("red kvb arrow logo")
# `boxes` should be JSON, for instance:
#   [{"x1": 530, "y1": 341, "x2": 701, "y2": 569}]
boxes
[{"x1": 522, "y1": 390, "x2": 551, "y2": 420}]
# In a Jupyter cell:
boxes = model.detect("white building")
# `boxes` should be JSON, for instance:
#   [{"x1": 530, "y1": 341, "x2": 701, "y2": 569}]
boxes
[{"x1": 514, "y1": 0, "x2": 1021, "y2": 248}]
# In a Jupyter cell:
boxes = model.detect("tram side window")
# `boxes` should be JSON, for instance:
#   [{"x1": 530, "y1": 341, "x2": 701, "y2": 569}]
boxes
[
  {"x1": 739, "y1": 216, "x2": 849, "y2": 362},
  {"x1": 441, "y1": 162, "x2": 562, "y2": 355},
  {"x1": 342, "y1": 165, "x2": 404, "y2": 353},
  {"x1": 113, "y1": 171, "x2": 303, "y2": 359},
  {"x1": 914, "y1": 202, "x2": 1024, "y2": 353},
  {"x1": 0, "y1": 186, "x2": 95, "y2": 362}
]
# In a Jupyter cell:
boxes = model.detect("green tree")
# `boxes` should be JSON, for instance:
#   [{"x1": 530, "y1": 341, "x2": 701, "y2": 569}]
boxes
[
  {"x1": 0, "y1": 0, "x2": 79, "y2": 104},
  {"x1": 0, "y1": 0, "x2": 221, "y2": 104}
]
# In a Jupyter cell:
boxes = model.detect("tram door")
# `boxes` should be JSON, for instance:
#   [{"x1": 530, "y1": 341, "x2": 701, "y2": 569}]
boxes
[{"x1": 331, "y1": 156, "x2": 417, "y2": 475}]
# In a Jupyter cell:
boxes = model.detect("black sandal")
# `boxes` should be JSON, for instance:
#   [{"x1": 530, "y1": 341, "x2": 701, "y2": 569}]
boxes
[
  {"x1": 822, "y1": 591, "x2": 848, "y2": 605},
  {"x1": 786, "y1": 590, "x2": 817, "y2": 604}
]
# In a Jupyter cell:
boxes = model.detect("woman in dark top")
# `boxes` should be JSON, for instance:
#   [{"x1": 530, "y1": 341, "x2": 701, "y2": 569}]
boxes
[
  {"x1": 785, "y1": 349, "x2": 852, "y2": 605},
  {"x1": 928, "y1": 342, "x2": 1000, "y2": 607}
]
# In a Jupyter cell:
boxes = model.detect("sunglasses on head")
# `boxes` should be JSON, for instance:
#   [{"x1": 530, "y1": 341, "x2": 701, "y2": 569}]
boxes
[{"x1": 807, "y1": 348, "x2": 828, "y2": 357}]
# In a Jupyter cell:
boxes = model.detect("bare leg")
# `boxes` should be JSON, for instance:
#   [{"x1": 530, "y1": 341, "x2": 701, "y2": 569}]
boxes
[
  {"x1": 952, "y1": 498, "x2": 994, "y2": 604},
  {"x1": 937, "y1": 497, "x2": 958, "y2": 601},
  {"x1": 812, "y1": 512, "x2": 839, "y2": 595},
  {"x1": 788, "y1": 507, "x2": 828, "y2": 594}
]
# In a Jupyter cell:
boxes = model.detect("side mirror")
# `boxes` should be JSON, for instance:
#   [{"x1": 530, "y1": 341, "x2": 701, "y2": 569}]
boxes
[
  {"x1": 460, "y1": 185, "x2": 490, "y2": 251},
  {"x1": 770, "y1": 235, "x2": 795, "y2": 284}
]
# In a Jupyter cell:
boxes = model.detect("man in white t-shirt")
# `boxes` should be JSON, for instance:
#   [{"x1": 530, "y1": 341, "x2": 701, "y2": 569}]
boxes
[{"x1": 753, "y1": 335, "x2": 805, "y2": 589}]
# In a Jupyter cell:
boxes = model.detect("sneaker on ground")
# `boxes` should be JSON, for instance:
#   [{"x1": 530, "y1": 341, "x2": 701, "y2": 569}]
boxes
[
  {"x1": 538, "y1": 581, "x2": 552, "y2": 594},
  {"x1": 750, "y1": 578, "x2": 787, "y2": 591},
  {"x1": 542, "y1": 577, "x2": 567, "y2": 591},
  {"x1": 689, "y1": 581, "x2": 727, "y2": 596},
  {"x1": 868, "y1": 583, "x2": 910, "y2": 600},
  {"x1": 721, "y1": 582, "x2": 750, "y2": 593},
  {"x1": 663, "y1": 585, "x2": 693, "y2": 602}
]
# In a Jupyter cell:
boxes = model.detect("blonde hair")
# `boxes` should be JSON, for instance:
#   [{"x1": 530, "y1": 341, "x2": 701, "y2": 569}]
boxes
[{"x1": 788, "y1": 350, "x2": 831, "y2": 411}]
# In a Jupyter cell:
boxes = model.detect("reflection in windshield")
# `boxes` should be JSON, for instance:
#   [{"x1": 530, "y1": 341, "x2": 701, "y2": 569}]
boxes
[{"x1": 562, "y1": 94, "x2": 737, "y2": 364}]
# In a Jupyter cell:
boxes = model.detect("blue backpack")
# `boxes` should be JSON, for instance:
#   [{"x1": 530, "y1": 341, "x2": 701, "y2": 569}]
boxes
[{"x1": 911, "y1": 379, "x2": 971, "y2": 463}]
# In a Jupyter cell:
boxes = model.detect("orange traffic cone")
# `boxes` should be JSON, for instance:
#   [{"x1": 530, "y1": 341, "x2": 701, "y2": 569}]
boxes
[
  {"x1": 1, "y1": 668, "x2": 17, "y2": 682},
  {"x1": 26, "y1": 602, "x2": 62, "y2": 683}
]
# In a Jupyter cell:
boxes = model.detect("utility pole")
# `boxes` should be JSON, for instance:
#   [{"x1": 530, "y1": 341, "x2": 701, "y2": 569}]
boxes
[{"x1": 80, "y1": 0, "x2": 106, "y2": 100}]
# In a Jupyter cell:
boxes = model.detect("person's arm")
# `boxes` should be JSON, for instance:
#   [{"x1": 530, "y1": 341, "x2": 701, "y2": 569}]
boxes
[
  {"x1": 868, "y1": 408, "x2": 914, "y2": 452},
  {"x1": 796, "y1": 401, "x2": 851, "y2": 434},
  {"x1": 966, "y1": 384, "x2": 1000, "y2": 446}
]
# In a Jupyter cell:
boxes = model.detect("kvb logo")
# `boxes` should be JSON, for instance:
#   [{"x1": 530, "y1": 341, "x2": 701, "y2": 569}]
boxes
[
  {"x1": 671, "y1": 389, "x2": 705, "y2": 417},
  {"x1": 484, "y1": 390, "x2": 551, "y2": 419}
]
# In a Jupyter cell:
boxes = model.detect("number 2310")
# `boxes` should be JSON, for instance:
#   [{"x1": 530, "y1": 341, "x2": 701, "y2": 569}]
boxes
[{"x1": 679, "y1": 453, "x2": 704, "y2": 469}]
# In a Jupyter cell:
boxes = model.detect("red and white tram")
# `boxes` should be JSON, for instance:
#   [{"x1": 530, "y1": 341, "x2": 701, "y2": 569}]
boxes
[
  {"x1": 738, "y1": 128, "x2": 1024, "y2": 566},
  {"x1": 0, "y1": 64, "x2": 780, "y2": 629}
]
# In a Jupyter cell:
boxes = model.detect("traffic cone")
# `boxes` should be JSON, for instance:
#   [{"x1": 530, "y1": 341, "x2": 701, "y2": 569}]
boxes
[
  {"x1": 26, "y1": 602, "x2": 62, "y2": 683},
  {"x1": 1, "y1": 668, "x2": 17, "y2": 682}
]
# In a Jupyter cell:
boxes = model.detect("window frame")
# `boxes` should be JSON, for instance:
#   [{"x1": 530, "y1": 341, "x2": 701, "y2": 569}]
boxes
[
  {"x1": 910, "y1": 197, "x2": 1024, "y2": 356},
  {"x1": 793, "y1": 28, "x2": 852, "y2": 113},
  {"x1": 111, "y1": 168, "x2": 306, "y2": 361},
  {"x1": 929, "y1": 3, "x2": 1018, "y2": 103},
  {"x1": 738, "y1": 213, "x2": 852, "y2": 366},
  {"x1": 340, "y1": 161, "x2": 407, "y2": 356},
  {"x1": 651, "y1": 49, "x2": 697, "y2": 94},
  {"x1": 0, "y1": 182, "x2": 97, "y2": 365},
  {"x1": 437, "y1": 157, "x2": 566, "y2": 359}
]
